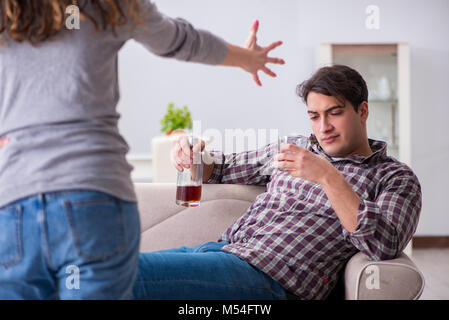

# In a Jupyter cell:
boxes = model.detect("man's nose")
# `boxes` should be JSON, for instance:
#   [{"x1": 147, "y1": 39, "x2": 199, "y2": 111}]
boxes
[{"x1": 319, "y1": 117, "x2": 333, "y2": 133}]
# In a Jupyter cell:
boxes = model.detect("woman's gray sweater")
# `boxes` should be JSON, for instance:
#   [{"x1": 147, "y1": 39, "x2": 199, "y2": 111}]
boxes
[{"x1": 0, "y1": 1, "x2": 227, "y2": 208}]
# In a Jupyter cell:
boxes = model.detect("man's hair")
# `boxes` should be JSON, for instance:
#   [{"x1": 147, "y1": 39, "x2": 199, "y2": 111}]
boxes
[{"x1": 296, "y1": 65, "x2": 368, "y2": 112}]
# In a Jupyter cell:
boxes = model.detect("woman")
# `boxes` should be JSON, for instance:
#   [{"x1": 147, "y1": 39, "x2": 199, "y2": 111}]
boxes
[{"x1": 0, "y1": 0, "x2": 284, "y2": 299}]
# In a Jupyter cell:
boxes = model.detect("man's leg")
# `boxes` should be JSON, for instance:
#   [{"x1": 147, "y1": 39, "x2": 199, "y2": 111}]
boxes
[{"x1": 133, "y1": 241, "x2": 287, "y2": 300}]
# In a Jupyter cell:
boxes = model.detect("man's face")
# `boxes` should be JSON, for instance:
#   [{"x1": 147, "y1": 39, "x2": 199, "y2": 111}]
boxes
[{"x1": 306, "y1": 92, "x2": 368, "y2": 158}]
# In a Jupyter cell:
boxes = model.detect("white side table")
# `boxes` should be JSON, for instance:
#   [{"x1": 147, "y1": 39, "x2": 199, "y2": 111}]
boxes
[
  {"x1": 151, "y1": 134, "x2": 180, "y2": 183},
  {"x1": 151, "y1": 134, "x2": 210, "y2": 183}
]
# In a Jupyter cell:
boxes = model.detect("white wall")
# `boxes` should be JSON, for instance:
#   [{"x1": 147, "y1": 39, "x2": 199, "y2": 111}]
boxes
[
  {"x1": 117, "y1": 0, "x2": 308, "y2": 155},
  {"x1": 117, "y1": 0, "x2": 449, "y2": 235}
]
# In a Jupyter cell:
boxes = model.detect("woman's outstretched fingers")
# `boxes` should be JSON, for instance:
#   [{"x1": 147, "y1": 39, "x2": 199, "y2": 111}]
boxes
[
  {"x1": 265, "y1": 41, "x2": 283, "y2": 53},
  {"x1": 245, "y1": 20, "x2": 259, "y2": 49},
  {"x1": 253, "y1": 73, "x2": 262, "y2": 86},
  {"x1": 250, "y1": 20, "x2": 259, "y2": 36},
  {"x1": 267, "y1": 57, "x2": 285, "y2": 65},
  {"x1": 262, "y1": 66, "x2": 276, "y2": 77}
]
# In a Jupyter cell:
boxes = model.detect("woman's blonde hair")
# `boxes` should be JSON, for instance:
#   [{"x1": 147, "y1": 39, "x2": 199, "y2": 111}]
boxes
[{"x1": 0, "y1": 0, "x2": 145, "y2": 44}]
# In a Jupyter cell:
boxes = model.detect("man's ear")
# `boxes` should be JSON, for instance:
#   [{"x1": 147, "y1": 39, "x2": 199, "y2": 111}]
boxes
[{"x1": 358, "y1": 101, "x2": 369, "y2": 122}]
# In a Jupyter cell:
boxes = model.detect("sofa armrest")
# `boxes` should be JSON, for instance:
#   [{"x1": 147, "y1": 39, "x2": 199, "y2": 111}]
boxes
[{"x1": 344, "y1": 251, "x2": 425, "y2": 300}]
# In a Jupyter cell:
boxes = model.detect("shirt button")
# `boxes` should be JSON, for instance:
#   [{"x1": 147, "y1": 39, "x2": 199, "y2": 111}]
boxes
[
  {"x1": 258, "y1": 222, "x2": 264, "y2": 227},
  {"x1": 242, "y1": 238, "x2": 248, "y2": 243},
  {"x1": 299, "y1": 195, "x2": 305, "y2": 200}
]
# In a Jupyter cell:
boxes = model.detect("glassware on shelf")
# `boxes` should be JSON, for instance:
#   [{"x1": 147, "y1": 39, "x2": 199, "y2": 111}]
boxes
[{"x1": 376, "y1": 76, "x2": 391, "y2": 101}]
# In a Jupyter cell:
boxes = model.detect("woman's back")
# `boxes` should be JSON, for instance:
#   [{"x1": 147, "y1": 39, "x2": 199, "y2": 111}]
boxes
[
  {"x1": 0, "y1": 3, "x2": 137, "y2": 207},
  {"x1": 0, "y1": 1, "x2": 227, "y2": 208}
]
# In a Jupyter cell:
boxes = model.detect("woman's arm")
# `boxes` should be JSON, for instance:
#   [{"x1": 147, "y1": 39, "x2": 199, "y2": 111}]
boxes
[{"x1": 132, "y1": 1, "x2": 284, "y2": 86}]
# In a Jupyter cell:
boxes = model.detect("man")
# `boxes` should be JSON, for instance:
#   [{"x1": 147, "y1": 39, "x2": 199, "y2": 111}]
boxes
[{"x1": 135, "y1": 64, "x2": 422, "y2": 300}]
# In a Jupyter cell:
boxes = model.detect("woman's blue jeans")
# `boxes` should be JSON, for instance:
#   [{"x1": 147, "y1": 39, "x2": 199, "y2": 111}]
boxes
[
  {"x1": 0, "y1": 190, "x2": 141, "y2": 299},
  {"x1": 133, "y1": 241, "x2": 287, "y2": 300}
]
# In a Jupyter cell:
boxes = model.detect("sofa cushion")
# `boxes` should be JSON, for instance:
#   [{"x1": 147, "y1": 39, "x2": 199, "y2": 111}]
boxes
[
  {"x1": 140, "y1": 198, "x2": 255, "y2": 252},
  {"x1": 136, "y1": 183, "x2": 266, "y2": 252}
]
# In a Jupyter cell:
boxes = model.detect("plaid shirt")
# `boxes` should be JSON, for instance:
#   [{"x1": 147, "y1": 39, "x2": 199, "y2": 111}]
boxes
[{"x1": 206, "y1": 134, "x2": 422, "y2": 300}]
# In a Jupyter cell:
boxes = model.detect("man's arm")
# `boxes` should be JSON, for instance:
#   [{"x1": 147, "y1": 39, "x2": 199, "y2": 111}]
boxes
[
  {"x1": 275, "y1": 144, "x2": 359, "y2": 232},
  {"x1": 204, "y1": 143, "x2": 278, "y2": 186},
  {"x1": 276, "y1": 144, "x2": 422, "y2": 260},
  {"x1": 320, "y1": 166, "x2": 360, "y2": 233},
  {"x1": 172, "y1": 134, "x2": 277, "y2": 186},
  {"x1": 322, "y1": 167, "x2": 422, "y2": 261},
  {"x1": 342, "y1": 169, "x2": 421, "y2": 260},
  {"x1": 201, "y1": 151, "x2": 215, "y2": 183}
]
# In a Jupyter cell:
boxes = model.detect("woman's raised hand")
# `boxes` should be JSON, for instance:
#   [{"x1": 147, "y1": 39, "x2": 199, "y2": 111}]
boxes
[
  {"x1": 220, "y1": 20, "x2": 285, "y2": 86},
  {"x1": 243, "y1": 20, "x2": 285, "y2": 86}
]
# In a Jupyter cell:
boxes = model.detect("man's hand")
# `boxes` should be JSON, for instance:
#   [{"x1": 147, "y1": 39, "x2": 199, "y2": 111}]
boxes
[
  {"x1": 220, "y1": 20, "x2": 285, "y2": 86},
  {"x1": 171, "y1": 135, "x2": 205, "y2": 172},
  {"x1": 171, "y1": 135, "x2": 215, "y2": 183},
  {"x1": 274, "y1": 144, "x2": 335, "y2": 184},
  {"x1": 275, "y1": 143, "x2": 360, "y2": 233}
]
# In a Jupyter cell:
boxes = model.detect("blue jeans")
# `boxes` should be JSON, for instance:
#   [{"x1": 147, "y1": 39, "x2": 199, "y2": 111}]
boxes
[
  {"x1": 0, "y1": 190, "x2": 141, "y2": 299},
  {"x1": 133, "y1": 241, "x2": 287, "y2": 300}
]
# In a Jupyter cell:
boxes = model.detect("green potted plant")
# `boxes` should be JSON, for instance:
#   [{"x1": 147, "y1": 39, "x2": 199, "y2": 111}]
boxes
[{"x1": 160, "y1": 103, "x2": 192, "y2": 135}]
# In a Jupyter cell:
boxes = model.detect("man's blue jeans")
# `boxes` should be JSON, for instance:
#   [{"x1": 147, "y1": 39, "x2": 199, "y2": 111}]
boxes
[
  {"x1": 0, "y1": 190, "x2": 141, "y2": 299},
  {"x1": 133, "y1": 241, "x2": 287, "y2": 300}
]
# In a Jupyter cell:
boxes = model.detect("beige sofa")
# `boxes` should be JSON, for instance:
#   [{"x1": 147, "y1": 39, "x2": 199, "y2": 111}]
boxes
[{"x1": 135, "y1": 183, "x2": 425, "y2": 300}]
